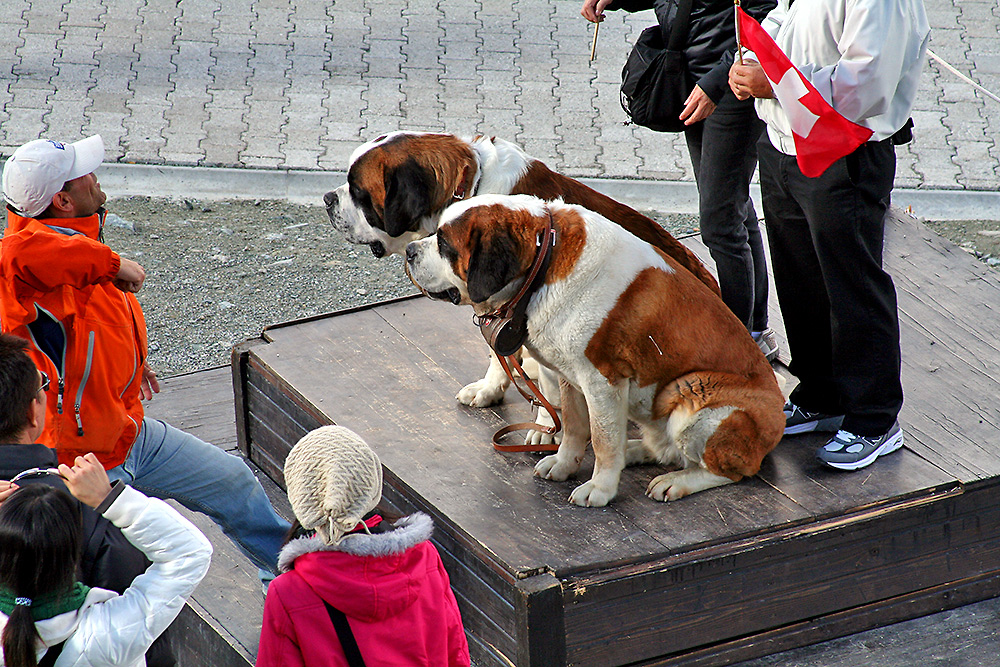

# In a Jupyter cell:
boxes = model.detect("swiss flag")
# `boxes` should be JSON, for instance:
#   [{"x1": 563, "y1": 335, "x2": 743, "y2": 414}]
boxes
[{"x1": 736, "y1": 7, "x2": 873, "y2": 177}]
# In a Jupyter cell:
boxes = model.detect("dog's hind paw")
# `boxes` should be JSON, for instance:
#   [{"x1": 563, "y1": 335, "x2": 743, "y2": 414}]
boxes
[
  {"x1": 456, "y1": 379, "x2": 506, "y2": 407},
  {"x1": 568, "y1": 480, "x2": 616, "y2": 507}
]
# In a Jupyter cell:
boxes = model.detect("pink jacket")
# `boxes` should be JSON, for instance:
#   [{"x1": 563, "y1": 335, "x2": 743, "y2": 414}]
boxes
[{"x1": 256, "y1": 513, "x2": 470, "y2": 667}]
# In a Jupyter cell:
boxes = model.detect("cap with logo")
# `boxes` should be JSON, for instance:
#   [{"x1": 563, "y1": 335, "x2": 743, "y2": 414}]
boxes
[{"x1": 1, "y1": 135, "x2": 105, "y2": 218}]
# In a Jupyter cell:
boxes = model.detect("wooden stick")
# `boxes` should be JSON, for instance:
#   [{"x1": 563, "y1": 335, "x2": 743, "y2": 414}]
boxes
[
  {"x1": 734, "y1": 0, "x2": 744, "y2": 65},
  {"x1": 590, "y1": 22, "x2": 600, "y2": 62}
]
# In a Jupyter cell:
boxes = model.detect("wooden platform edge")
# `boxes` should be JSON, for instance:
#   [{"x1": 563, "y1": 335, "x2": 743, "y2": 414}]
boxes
[
  {"x1": 169, "y1": 599, "x2": 254, "y2": 667},
  {"x1": 645, "y1": 570, "x2": 1000, "y2": 667}
]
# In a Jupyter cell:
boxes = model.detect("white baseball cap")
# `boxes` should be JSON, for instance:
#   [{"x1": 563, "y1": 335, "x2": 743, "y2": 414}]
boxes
[{"x1": 2, "y1": 135, "x2": 105, "y2": 218}]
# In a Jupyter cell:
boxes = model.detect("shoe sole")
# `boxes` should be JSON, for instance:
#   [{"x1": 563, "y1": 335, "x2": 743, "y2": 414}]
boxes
[
  {"x1": 784, "y1": 415, "x2": 845, "y2": 436},
  {"x1": 821, "y1": 430, "x2": 904, "y2": 471}
]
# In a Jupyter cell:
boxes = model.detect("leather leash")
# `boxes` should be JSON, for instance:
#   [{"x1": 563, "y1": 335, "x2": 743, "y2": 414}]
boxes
[{"x1": 473, "y1": 210, "x2": 562, "y2": 452}]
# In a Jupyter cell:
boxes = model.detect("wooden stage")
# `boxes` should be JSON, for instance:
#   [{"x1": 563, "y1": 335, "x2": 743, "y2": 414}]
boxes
[{"x1": 220, "y1": 210, "x2": 1000, "y2": 666}]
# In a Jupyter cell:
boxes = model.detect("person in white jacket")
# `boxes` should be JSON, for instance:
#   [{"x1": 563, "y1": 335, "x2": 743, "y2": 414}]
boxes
[{"x1": 0, "y1": 452, "x2": 212, "y2": 666}]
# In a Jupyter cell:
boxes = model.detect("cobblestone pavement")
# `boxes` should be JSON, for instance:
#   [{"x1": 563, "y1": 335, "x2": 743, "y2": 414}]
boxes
[{"x1": 1, "y1": 0, "x2": 998, "y2": 191}]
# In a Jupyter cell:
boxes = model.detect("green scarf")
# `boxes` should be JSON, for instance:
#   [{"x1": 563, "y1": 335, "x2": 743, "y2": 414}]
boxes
[{"x1": 0, "y1": 582, "x2": 92, "y2": 621}]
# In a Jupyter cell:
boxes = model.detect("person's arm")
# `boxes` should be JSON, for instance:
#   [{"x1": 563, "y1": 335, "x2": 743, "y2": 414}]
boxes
[
  {"x1": 795, "y1": 0, "x2": 923, "y2": 123},
  {"x1": 59, "y1": 454, "x2": 212, "y2": 665},
  {"x1": 581, "y1": 0, "x2": 653, "y2": 22},
  {"x1": 2, "y1": 228, "x2": 122, "y2": 292},
  {"x1": 256, "y1": 585, "x2": 308, "y2": 667},
  {"x1": 697, "y1": 0, "x2": 778, "y2": 103}
]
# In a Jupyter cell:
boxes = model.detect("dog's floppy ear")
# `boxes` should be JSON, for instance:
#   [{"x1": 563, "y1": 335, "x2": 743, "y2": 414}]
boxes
[
  {"x1": 467, "y1": 231, "x2": 520, "y2": 304},
  {"x1": 384, "y1": 158, "x2": 433, "y2": 238}
]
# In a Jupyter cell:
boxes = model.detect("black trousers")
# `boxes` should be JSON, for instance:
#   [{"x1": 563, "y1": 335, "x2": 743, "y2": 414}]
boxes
[
  {"x1": 685, "y1": 90, "x2": 769, "y2": 332},
  {"x1": 757, "y1": 135, "x2": 903, "y2": 436}
]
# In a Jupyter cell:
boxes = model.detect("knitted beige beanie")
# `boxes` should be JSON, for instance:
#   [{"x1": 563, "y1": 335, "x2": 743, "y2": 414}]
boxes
[{"x1": 284, "y1": 425, "x2": 384, "y2": 546}]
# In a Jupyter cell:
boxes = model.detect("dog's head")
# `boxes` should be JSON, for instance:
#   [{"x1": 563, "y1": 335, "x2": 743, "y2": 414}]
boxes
[
  {"x1": 324, "y1": 132, "x2": 480, "y2": 258},
  {"x1": 406, "y1": 194, "x2": 579, "y2": 313}
]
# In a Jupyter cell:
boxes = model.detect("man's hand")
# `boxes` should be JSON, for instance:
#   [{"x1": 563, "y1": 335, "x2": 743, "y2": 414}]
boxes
[
  {"x1": 0, "y1": 480, "x2": 19, "y2": 505},
  {"x1": 679, "y1": 85, "x2": 717, "y2": 125},
  {"x1": 581, "y1": 0, "x2": 614, "y2": 22},
  {"x1": 729, "y1": 61, "x2": 773, "y2": 100},
  {"x1": 140, "y1": 364, "x2": 160, "y2": 401},
  {"x1": 114, "y1": 257, "x2": 146, "y2": 293},
  {"x1": 59, "y1": 453, "x2": 113, "y2": 509}
]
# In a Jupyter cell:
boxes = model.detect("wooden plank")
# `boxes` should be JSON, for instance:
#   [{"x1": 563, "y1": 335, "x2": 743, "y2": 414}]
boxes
[
  {"x1": 146, "y1": 366, "x2": 239, "y2": 451},
  {"x1": 561, "y1": 480, "x2": 1000, "y2": 666},
  {"x1": 251, "y1": 308, "x2": 669, "y2": 577},
  {"x1": 885, "y1": 214, "x2": 1000, "y2": 481},
  {"x1": 514, "y1": 573, "x2": 566, "y2": 667},
  {"x1": 689, "y1": 210, "x2": 1000, "y2": 481}
]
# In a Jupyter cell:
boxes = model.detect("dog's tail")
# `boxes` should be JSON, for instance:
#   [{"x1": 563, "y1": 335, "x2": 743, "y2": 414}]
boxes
[{"x1": 516, "y1": 161, "x2": 721, "y2": 296}]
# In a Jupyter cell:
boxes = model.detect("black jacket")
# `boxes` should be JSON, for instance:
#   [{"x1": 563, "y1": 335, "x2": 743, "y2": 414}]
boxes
[
  {"x1": 1, "y1": 444, "x2": 176, "y2": 667},
  {"x1": 609, "y1": 0, "x2": 777, "y2": 103}
]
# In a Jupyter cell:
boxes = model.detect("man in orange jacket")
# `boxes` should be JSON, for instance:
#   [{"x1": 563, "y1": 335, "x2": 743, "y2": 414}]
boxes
[{"x1": 0, "y1": 135, "x2": 290, "y2": 579}]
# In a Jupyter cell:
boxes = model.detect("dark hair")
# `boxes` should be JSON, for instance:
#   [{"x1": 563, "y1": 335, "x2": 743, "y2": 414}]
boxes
[
  {"x1": 0, "y1": 334, "x2": 41, "y2": 441},
  {"x1": 0, "y1": 485, "x2": 83, "y2": 667},
  {"x1": 281, "y1": 508, "x2": 401, "y2": 547}
]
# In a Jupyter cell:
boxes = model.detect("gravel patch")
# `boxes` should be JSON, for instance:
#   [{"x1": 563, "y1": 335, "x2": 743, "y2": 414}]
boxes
[{"x1": 96, "y1": 195, "x2": 994, "y2": 377}]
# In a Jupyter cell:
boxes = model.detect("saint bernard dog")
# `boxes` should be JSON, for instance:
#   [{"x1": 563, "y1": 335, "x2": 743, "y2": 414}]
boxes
[
  {"x1": 324, "y1": 132, "x2": 721, "y2": 431},
  {"x1": 405, "y1": 194, "x2": 784, "y2": 506}
]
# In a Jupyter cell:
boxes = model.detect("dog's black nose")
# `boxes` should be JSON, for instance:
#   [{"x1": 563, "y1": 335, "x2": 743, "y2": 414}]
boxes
[
  {"x1": 323, "y1": 191, "x2": 338, "y2": 209},
  {"x1": 405, "y1": 243, "x2": 417, "y2": 263}
]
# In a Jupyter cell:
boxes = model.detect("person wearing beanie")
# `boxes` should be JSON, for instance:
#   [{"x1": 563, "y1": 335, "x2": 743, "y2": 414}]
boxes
[
  {"x1": 256, "y1": 426, "x2": 471, "y2": 667},
  {"x1": 0, "y1": 136, "x2": 290, "y2": 580}
]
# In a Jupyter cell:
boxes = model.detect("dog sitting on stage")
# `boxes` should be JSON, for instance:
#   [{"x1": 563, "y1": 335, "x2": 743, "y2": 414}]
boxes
[
  {"x1": 405, "y1": 194, "x2": 784, "y2": 506},
  {"x1": 324, "y1": 133, "x2": 719, "y2": 436}
]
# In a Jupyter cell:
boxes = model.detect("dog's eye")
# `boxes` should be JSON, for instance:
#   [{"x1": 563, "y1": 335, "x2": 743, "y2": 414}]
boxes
[{"x1": 437, "y1": 234, "x2": 458, "y2": 263}]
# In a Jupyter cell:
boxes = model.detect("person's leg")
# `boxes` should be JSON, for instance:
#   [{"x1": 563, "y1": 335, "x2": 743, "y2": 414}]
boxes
[
  {"x1": 688, "y1": 93, "x2": 764, "y2": 330},
  {"x1": 107, "y1": 418, "x2": 290, "y2": 573},
  {"x1": 792, "y1": 142, "x2": 902, "y2": 436},
  {"x1": 757, "y1": 136, "x2": 842, "y2": 414}
]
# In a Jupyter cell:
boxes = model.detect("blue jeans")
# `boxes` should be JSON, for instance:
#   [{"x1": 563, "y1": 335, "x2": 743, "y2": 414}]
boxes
[{"x1": 107, "y1": 418, "x2": 290, "y2": 573}]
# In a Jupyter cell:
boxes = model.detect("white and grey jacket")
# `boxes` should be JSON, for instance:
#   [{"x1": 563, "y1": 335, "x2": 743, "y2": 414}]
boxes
[
  {"x1": 750, "y1": 0, "x2": 930, "y2": 153},
  {"x1": 0, "y1": 484, "x2": 213, "y2": 667}
]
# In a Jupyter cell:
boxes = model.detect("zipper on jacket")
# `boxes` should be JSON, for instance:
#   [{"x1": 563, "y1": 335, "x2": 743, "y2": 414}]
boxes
[{"x1": 75, "y1": 331, "x2": 96, "y2": 436}]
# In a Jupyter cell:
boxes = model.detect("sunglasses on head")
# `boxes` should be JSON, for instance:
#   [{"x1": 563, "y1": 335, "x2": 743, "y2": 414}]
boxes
[
  {"x1": 10, "y1": 467, "x2": 64, "y2": 483},
  {"x1": 38, "y1": 371, "x2": 50, "y2": 393}
]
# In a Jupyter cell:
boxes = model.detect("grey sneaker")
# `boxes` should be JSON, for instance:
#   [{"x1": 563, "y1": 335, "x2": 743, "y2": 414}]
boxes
[
  {"x1": 753, "y1": 328, "x2": 779, "y2": 362},
  {"x1": 784, "y1": 401, "x2": 845, "y2": 435},
  {"x1": 817, "y1": 421, "x2": 904, "y2": 471}
]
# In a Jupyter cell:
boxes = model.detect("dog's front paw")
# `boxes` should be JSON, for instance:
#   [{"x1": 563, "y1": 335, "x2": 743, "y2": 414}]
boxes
[
  {"x1": 646, "y1": 469, "x2": 733, "y2": 501},
  {"x1": 568, "y1": 480, "x2": 616, "y2": 507},
  {"x1": 525, "y1": 427, "x2": 562, "y2": 447},
  {"x1": 525, "y1": 408, "x2": 562, "y2": 447},
  {"x1": 456, "y1": 379, "x2": 505, "y2": 407},
  {"x1": 534, "y1": 454, "x2": 579, "y2": 482}
]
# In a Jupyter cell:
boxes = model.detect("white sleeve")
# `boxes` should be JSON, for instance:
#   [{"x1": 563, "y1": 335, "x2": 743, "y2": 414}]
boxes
[
  {"x1": 61, "y1": 486, "x2": 213, "y2": 665},
  {"x1": 796, "y1": 0, "x2": 927, "y2": 123}
]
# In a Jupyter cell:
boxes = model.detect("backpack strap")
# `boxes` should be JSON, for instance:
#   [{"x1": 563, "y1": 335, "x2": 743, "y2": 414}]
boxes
[
  {"x1": 324, "y1": 602, "x2": 367, "y2": 667},
  {"x1": 665, "y1": 0, "x2": 695, "y2": 50}
]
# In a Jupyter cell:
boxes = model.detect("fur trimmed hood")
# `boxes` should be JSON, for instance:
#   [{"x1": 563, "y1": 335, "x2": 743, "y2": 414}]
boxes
[{"x1": 278, "y1": 512, "x2": 434, "y2": 573}]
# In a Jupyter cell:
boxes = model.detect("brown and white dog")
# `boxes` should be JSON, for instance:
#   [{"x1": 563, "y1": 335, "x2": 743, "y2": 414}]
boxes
[
  {"x1": 325, "y1": 132, "x2": 720, "y2": 433},
  {"x1": 406, "y1": 194, "x2": 784, "y2": 506}
]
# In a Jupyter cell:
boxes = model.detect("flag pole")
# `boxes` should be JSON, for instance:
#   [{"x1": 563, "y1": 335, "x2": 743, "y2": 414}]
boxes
[{"x1": 734, "y1": 0, "x2": 744, "y2": 65}]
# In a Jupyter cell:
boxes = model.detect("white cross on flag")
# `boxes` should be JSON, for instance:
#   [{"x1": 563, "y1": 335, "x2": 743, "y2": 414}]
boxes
[{"x1": 736, "y1": 7, "x2": 873, "y2": 177}]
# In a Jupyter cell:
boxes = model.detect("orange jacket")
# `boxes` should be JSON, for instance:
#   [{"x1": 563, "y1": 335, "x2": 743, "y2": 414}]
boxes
[{"x1": 1, "y1": 207, "x2": 147, "y2": 467}]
